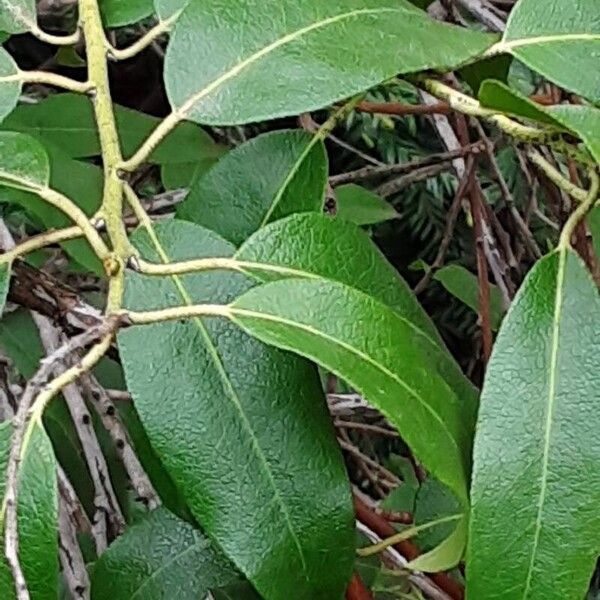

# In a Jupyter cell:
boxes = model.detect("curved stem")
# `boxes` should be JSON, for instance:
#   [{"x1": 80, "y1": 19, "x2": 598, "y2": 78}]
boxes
[
  {"x1": 30, "y1": 26, "x2": 80, "y2": 46},
  {"x1": 559, "y1": 169, "x2": 600, "y2": 249},
  {"x1": 118, "y1": 111, "x2": 181, "y2": 172},
  {"x1": 37, "y1": 187, "x2": 110, "y2": 258},
  {"x1": 528, "y1": 150, "x2": 589, "y2": 203},
  {"x1": 107, "y1": 12, "x2": 181, "y2": 61},
  {"x1": 0, "y1": 71, "x2": 94, "y2": 93},
  {"x1": 418, "y1": 78, "x2": 557, "y2": 143},
  {"x1": 0, "y1": 226, "x2": 83, "y2": 264}
]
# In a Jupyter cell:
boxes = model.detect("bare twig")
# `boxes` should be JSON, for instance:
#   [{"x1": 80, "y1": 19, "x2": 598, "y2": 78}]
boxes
[
  {"x1": 329, "y1": 142, "x2": 483, "y2": 187},
  {"x1": 376, "y1": 163, "x2": 454, "y2": 197},
  {"x1": 81, "y1": 375, "x2": 160, "y2": 510},
  {"x1": 3, "y1": 320, "x2": 118, "y2": 600},
  {"x1": 58, "y1": 468, "x2": 90, "y2": 600}
]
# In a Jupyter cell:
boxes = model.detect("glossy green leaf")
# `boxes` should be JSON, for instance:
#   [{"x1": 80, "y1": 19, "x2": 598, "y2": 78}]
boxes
[
  {"x1": 548, "y1": 104, "x2": 600, "y2": 165},
  {"x1": 458, "y1": 54, "x2": 512, "y2": 95},
  {"x1": 236, "y1": 214, "x2": 478, "y2": 423},
  {"x1": 0, "y1": 0, "x2": 34, "y2": 34},
  {"x1": 100, "y1": 0, "x2": 154, "y2": 27},
  {"x1": 0, "y1": 263, "x2": 9, "y2": 315},
  {"x1": 0, "y1": 421, "x2": 59, "y2": 600},
  {"x1": 230, "y1": 277, "x2": 471, "y2": 503},
  {"x1": 467, "y1": 249, "x2": 600, "y2": 600},
  {"x1": 91, "y1": 507, "x2": 239, "y2": 599},
  {"x1": 478, "y1": 81, "x2": 600, "y2": 164},
  {"x1": 478, "y1": 80, "x2": 561, "y2": 127},
  {"x1": 334, "y1": 184, "x2": 398, "y2": 226},
  {"x1": 177, "y1": 130, "x2": 327, "y2": 245},
  {"x1": 0, "y1": 132, "x2": 49, "y2": 190},
  {"x1": 0, "y1": 144, "x2": 102, "y2": 273},
  {"x1": 154, "y1": 0, "x2": 187, "y2": 20},
  {"x1": 2, "y1": 93, "x2": 224, "y2": 165},
  {"x1": 165, "y1": 0, "x2": 494, "y2": 125},
  {"x1": 497, "y1": 0, "x2": 600, "y2": 104},
  {"x1": 433, "y1": 264, "x2": 505, "y2": 331},
  {"x1": 407, "y1": 516, "x2": 467, "y2": 573},
  {"x1": 413, "y1": 477, "x2": 462, "y2": 552},
  {"x1": 160, "y1": 157, "x2": 221, "y2": 189},
  {"x1": 119, "y1": 220, "x2": 354, "y2": 600},
  {"x1": 0, "y1": 49, "x2": 20, "y2": 123}
]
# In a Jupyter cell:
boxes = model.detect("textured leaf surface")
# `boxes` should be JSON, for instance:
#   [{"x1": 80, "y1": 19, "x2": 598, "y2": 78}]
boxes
[
  {"x1": 478, "y1": 81, "x2": 600, "y2": 163},
  {"x1": 0, "y1": 132, "x2": 49, "y2": 190},
  {"x1": 91, "y1": 507, "x2": 238, "y2": 599},
  {"x1": 0, "y1": 49, "x2": 20, "y2": 123},
  {"x1": 177, "y1": 130, "x2": 327, "y2": 245},
  {"x1": 467, "y1": 249, "x2": 600, "y2": 600},
  {"x1": 230, "y1": 278, "x2": 471, "y2": 503},
  {"x1": 0, "y1": 0, "x2": 34, "y2": 34},
  {"x1": 499, "y1": 0, "x2": 600, "y2": 103},
  {"x1": 2, "y1": 93, "x2": 224, "y2": 165},
  {"x1": 334, "y1": 184, "x2": 398, "y2": 226},
  {"x1": 236, "y1": 214, "x2": 478, "y2": 423},
  {"x1": 548, "y1": 105, "x2": 600, "y2": 165},
  {"x1": 433, "y1": 264, "x2": 504, "y2": 330},
  {"x1": 165, "y1": 0, "x2": 494, "y2": 125},
  {"x1": 154, "y1": 0, "x2": 187, "y2": 20},
  {"x1": 0, "y1": 421, "x2": 59, "y2": 600},
  {"x1": 0, "y1": 144, "x2": 102, "y2": 273},
  {"x1": 119, "y1": 220, "x2": 354, "y2": 600},
  {"x1": 100, "y1": 0, "x2": 154, "y2": 27}
]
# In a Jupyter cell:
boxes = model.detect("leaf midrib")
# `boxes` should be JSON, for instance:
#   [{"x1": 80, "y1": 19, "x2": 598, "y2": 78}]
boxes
[
  {"x1": 521, "y1": 249, "x2": 567, "y2": 599},
  {"x1": 176, "y1": 7, "x2": 402, "y2": 117},
  {"x1": 500, "y1": 32, "x2": 600, "y2": 52},
  {"x1": 129, "y1": 536, "x2": 209, "y2": 599},
  {"x1": 136, "y1": 230, "x2": 310, "y2": 576},
  {"x1": 233, "y1": 257, "x2": 475, "y2": 394},
  {"x1": 230, "y1": 306, "x2": 467, "y2": 498}
]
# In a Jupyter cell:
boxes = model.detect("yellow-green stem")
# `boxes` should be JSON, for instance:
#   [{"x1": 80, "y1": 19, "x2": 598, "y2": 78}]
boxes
[
  {"x1": 559, "y1": 169, "x2": 600, "y2": 249},
  {"x1": 80, "y1": 0, "x2": 129, "y2": 310}
]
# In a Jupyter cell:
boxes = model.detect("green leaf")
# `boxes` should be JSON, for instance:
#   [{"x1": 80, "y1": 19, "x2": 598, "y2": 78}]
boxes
[
  {"x1": 236, "y1": 214, "x2": 478, "y2": 423},
  {"x1": 229, "y1": 277, "x2": 471, "y2": 504},
  {"x1": 458, "y1": 54, "x2": 512, "y2": 95},
  {"x1": 0, "y1": 143, "x2": 103, "y2": 273},
  {"x1": 177, "y1": 130, "x2": 327, "y2": 245},
  {"x1": 547, "y1": 104, "x2": 600, "y2": 165},
  {"x1": 0, "y1": 262, "x2": 9, "y2": 315},
  {"x1": 0, "y1": 132, "x2": 49, "y2": 190},
  {"x1": 467, "y1": 249, "x2": 600, "y2": 600},
  {"x1": 2, "y1": 93, "x2": 224, "y2": 165},
  {"x1": 165, "y1": 0, "x2": 495, "y2": 125},
  {"x1": 497, "y1": 0, "x2": 600, "y2": 104},
  {"x1": 478, "y1": 80, "x2": 561, "y2": 127},
  {"x1": 433, "y1": 264, "x2": 505, "y2": 331},
  {"x1": 478, "y1": 81, "x2": 600, "y2": 165},
  {"x1": 0, "y1": 421, "x2": 59, "y2": 600},
  {"x1": 334, "y1": 184, "x2": 397, "y2": 226},
  {"x1": 91, "y1": 507, "x2": 239, "y2": 599},
  {"x1": 407, "y1": 516, "x2": 467, "y2": 573},
  {"x1": 0, "y1": 0, "x2": 34, "y2": 34},
  {"x1": 118, "y1": 220, "x2": 354, "y2": 600},
  {"x1": 0, "y1": 49, "x2": 20, "y2": 123},
  {"x1": 99, "y1": 0, "x2": 154, "y2": 27},
  {"x1": 154, "y1": 0, "x2": 187, "y2": 20},
  {"x1": 413, "y1": 478, "x2": 462, "y2": 552},
  {"x1": 160, "y1": 157, "x2": 222, "y2": 189}
]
